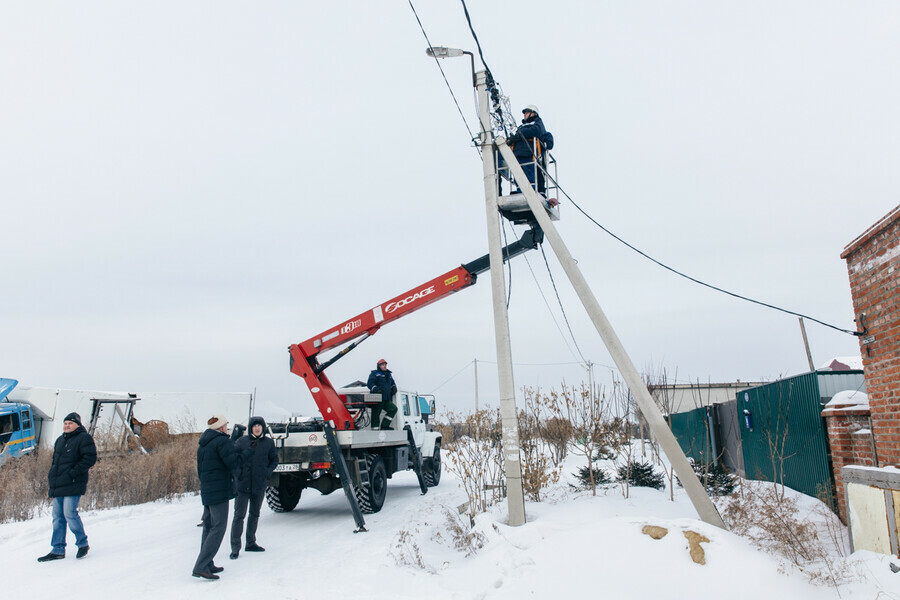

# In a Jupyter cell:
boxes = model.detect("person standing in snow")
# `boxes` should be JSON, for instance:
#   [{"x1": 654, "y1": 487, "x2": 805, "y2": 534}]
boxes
[
  {"x1": 367, "y1": 358, "x2": 398, "y2": 430},
  {"x1": 193, "y1": 414, "x2": 240, "y2": 580},
  {"x1": 229, "y1": 416, "x2": 278, "y2": 559},
  {"x1": 38, "y1": 412, "x2": 97, "y2": 563}
]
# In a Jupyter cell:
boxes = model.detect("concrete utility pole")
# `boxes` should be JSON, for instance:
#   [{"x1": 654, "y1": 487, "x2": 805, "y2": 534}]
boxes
[
  {"x1": 474, "y1": 358, "x2": 480, "y2": 414},
  {"x1": 474, "y1": 358, "x2": 480, "y2": 441},
  {"x1": 495, "y1": 141, "x2": 727, "y2": 530},
  {"x1": 798, "y1": 317, "x2": 815, "y2": 372},
  {"x1": 476, "y1": 71, "x2": 527, "y2": 527}
]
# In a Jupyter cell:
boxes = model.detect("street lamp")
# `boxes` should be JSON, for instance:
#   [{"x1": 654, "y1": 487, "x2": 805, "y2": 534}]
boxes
[{"x1": 425, "y1": 46, "x2": 475, "y2": 86}]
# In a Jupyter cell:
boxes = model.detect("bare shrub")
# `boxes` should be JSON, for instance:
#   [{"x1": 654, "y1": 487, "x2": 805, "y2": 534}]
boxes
[
  {"x1": 443, "y1": 409, "x2": 506, "y2": 523},
  {"x1": 721, "y1": 483, "x2": 855, "y2": 588},
  {"x1": 391, "y1": 527, "x2": 433, "y2": 572},
  {"x1": 392, "y1": 507, "x2": 487, "y2": 572},
  {"x1": 0, "y1": 450, "x2": 52, "y2": 522},
  {"x1": 433, "y1": 506, "x2": 486, "y2": 557},
  {"x1": 543, "y1": 416, "x2": 573, "y2": 463},
  {"x1": 517, "y1": 408, "x2": 562, "y2": 502},
  {"x1": 522, "y1": 387, "x2": 572, "y2": 464},
  {"x1": 563, "y1": 383, "x2": 624, "y2": 496}
]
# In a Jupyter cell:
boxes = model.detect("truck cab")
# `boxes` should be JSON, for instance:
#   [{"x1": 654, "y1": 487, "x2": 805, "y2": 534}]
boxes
[{"x1": 0, "y1": 379, "x2": 38, "y2": 465}]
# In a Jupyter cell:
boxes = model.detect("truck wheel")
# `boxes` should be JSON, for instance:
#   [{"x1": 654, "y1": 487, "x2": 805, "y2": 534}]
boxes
[
  {"x1": 355, "y1": 454, "x2": 387, "y2": 514},
  {"x1": 424, "y1": 446, "x2": 441, "y2": 487},
  {"x1": 266, "y1": 476, "x2": 302, "y2": 513}
]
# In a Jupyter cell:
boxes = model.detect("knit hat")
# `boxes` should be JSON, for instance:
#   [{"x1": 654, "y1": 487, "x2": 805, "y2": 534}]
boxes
[
  {"x1": 64, "y1": 412, "x2": 82, "y2": 426},
  {"x1": 207, "y1": 414, "x2": 228, "y2": 430}
]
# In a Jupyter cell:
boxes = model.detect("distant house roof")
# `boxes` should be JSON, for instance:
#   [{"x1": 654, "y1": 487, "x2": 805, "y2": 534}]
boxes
[{"x1": 817, "y1": 356, "x2": 864, "y2": 371}]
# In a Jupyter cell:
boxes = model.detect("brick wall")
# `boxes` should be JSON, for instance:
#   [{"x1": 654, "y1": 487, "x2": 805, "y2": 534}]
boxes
[
  {"x1": 841, "y1": 205, "x2": 900, "y2": 466},
  {"x1": 822, "y1": 407, "x2": 875, "y2": 521}
]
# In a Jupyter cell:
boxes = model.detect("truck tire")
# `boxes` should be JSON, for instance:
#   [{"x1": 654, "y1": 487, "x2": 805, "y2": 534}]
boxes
[
  {"x1": 423, "y1": 446, "x2": 441, "y2": 487},
  {"x1": 355, "y1": 454, "x2": 387, "y2": 514},
  {"x1": 266, "y1": 476, "x2": 302, "y2": 513}
]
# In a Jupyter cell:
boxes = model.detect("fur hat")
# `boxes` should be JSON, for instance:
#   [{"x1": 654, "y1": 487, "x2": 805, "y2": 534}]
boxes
[
  {"x1": 64, "y1": 412, "x2": 82, "y2": 426},
  {"x1": 207, "y1": 414, "x2": 228, "y2": 430}
]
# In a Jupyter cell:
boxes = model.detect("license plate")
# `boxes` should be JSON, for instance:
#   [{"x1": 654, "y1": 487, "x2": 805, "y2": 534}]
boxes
[{"x1": 274, "y1": 463, "x2": 300, "y2": 473}]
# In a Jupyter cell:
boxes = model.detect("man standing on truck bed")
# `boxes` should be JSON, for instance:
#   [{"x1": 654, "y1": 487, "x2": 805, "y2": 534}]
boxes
[
  {"x1": 38, "y1": 412, "x2": 97, "y2": 562},
  {"x1": 367, "y1": 359, "x2": 398, "y2": 430}
]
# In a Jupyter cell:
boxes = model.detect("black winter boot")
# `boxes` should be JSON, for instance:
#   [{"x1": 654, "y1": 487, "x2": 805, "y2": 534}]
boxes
[{"x1": 37, "y1": 552, "x2": 64, "y2": 562}]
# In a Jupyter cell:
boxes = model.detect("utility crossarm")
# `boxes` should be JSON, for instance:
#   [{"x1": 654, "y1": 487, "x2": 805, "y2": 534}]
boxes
[{"x1": 289, "y1": 226, "x2": 543, "y2": 431}]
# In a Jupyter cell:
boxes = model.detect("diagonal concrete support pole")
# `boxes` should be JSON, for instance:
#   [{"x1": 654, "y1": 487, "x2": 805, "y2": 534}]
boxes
[{"x1": 496, "y1": 140, "x2": 726, "y2": 529}]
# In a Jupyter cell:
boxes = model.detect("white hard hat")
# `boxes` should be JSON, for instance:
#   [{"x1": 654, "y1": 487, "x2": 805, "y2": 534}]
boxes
[{"x1": 523, "y1": 104, "x2": 540, "y2": 115}]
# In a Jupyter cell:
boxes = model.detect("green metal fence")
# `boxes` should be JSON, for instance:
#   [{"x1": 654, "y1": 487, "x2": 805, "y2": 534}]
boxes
[
  {"x1": 738, "y1": 371, "x2": 863, "y2": 502},
  {"x1": 670, "y1": 407, "x2": 712, "y2": 464}
]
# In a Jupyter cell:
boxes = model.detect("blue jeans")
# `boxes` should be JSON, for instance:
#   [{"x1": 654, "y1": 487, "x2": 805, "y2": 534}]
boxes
[{"x1": 51, "y1": 496, "x2": 88, "y2": 554}]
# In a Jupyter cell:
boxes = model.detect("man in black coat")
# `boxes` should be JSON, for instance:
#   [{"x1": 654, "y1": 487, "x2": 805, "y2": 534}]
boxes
[
  {"x1": 38, "y1": 412, "x2": 97, "y2": 562},
  {"x1": 192, "y1": 414, "x2": 240, "y2": 580},
  {"x1": 229, "y1": 416, "x2": 278, "y2": 559},
  {"x1": 367, "y1": 358, "x2": 398, "y2": 430}
]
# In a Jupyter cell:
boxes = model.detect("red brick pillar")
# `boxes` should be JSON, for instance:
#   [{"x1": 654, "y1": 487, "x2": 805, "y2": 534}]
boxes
[
  {"x1": 822, "y1": 406, "x2": 875, "y2": 523},
  {"x1": 841, "y1": 206, "x2": 900, "y2": 468}
]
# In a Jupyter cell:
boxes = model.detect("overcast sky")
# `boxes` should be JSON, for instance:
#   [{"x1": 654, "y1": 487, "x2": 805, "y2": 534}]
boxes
[{"x1": 2, "y1": 1, "x2": 896, "y2": 417}]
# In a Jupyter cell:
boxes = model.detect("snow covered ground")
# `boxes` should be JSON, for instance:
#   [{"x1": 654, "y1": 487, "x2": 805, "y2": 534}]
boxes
[{"x1": 3, "y1": 465, "x2": 898, "y2": 599}]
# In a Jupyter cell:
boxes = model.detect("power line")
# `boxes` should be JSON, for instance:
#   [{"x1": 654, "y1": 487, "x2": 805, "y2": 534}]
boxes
[
  {"x1": 458, "y1": 0, "x2": 510, "y2": 131},
  {"x1": 509, "y1": 223, "x2": 583, "y2": 363},
  {"x1": 408, "y1": 0, "x2": 480, "y2": 153},
  {"x1": 535, "y1": 164, "x2": 861, "y2": 337},
  {"x1": 539, "y1": 243, "x2": 588, "y2": 363},
  {"x1": 429, "y1": 359, "x2": 475, "y2": 393},
  {"x1": 501, "y1": 217, "x2": 512, "y2": 308}
]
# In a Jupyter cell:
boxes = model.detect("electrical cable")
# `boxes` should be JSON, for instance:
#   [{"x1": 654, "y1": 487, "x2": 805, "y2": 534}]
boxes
[
  {"x1": 408, "y1": 0, "x2": 481, "y2": 154},
  {"x1": 501, "y1": 217, "x2": 512, "y2": 308},
  {"x1": 510, "y1": 225, "x2": 583, "y2": 363},
  {"x1": 458, "y1": 0, "x2": 510, "y2": 131},
  {"x1": 429, "y1": 359, "x2": 475, "y2": 393},
  {"x1": 533, "y1": 162, "x2": 862, "y2": 337},
  {"x1": 539, "y1": 243, "x2": 588, "y2": 363},
  {"x1": 446, "y1": 0, "x2": 858, "y2": 343}
]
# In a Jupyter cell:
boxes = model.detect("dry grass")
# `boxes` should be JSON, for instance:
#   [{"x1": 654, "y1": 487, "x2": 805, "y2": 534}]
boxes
[
  {"x1": 0, "y1": 450, "x2": 52, "y2": 522},
  {"x1": 720, "y1": 483, "x2": 856, "y2": 588},
  {"x1": 0, "y1": 434, "x2": 200, "y2": 524}
]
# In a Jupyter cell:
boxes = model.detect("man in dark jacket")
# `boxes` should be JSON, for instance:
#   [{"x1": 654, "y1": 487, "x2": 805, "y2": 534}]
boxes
[
  {"x1": 192, "y1": 414, "x2": 240, "y2": 580},
  {"x1": 38, "y1": 412, "x2": 97, "y2": 562},
  {"x1": 508, "y1": 104, "x2": 554, "y2": 194},
  {"x1": 367, "y1": 358, "x2": 398, "y2": 430},
  {"x1": 229, "y1": 416, "x2": 278, "y2": 559}
]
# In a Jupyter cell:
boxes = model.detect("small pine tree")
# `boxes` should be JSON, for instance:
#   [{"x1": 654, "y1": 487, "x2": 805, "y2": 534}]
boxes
[
  {"x1": 702, "y1": 461, "x2": 737, "y2": 496},
  {"x1": 574, "y1": 465, "x2": 611, "y2": 490},
  {"x1": 676, "y1": 460, "x2": 737, "y2": 496},
  {"x1": 616, "y1": 461, "x2": 665, "y2": 490}
]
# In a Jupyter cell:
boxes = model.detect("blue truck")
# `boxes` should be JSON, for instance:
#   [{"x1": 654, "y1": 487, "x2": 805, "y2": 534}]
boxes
[{"x1": 0, "y1": 379, "x2": 39, "y2": 465}]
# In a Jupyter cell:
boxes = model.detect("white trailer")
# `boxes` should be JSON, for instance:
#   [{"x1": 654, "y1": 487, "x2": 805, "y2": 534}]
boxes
[{"x1": 6, "y1": 385, "x2": 253, "y2": 449}]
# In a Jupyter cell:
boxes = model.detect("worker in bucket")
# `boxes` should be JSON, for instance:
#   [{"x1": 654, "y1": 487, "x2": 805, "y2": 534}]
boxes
[
  {"x1": 507, "y1": 104, "x2": 554, "y2": 194},
  {"x1": 229, "y1": 416, "x2": 278, "y2": 560},
  {"x1": 193, "y1": 415, "x2": 240, "y2": 580},
  {"x1": 37, "y1": 412, "x2": 97, "y2": 563},
  {"x1": 367, "y1": 359, "x2": 398, "y2": 430}
]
